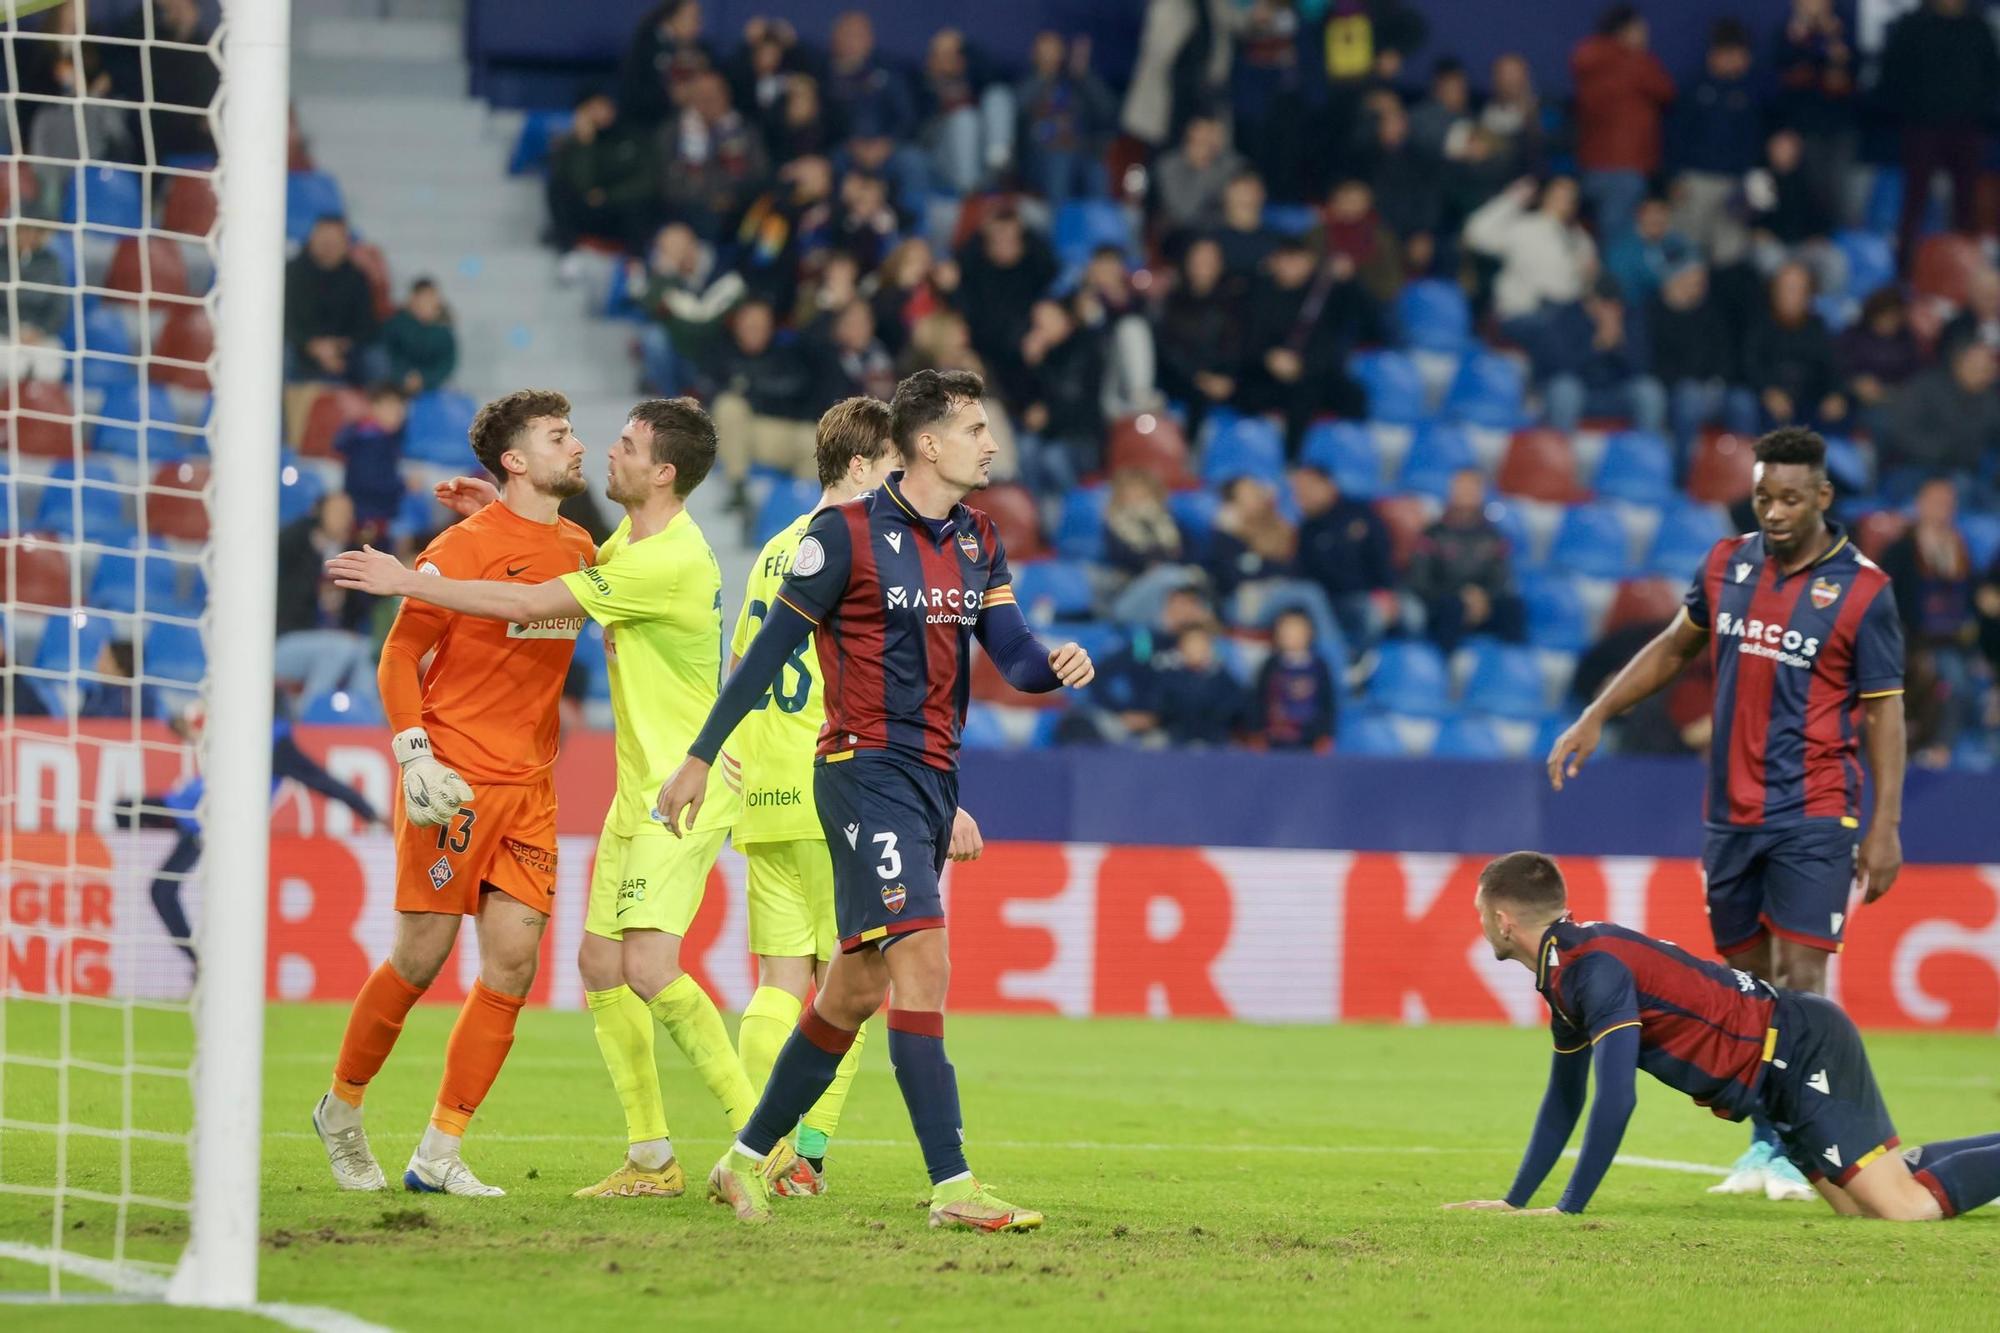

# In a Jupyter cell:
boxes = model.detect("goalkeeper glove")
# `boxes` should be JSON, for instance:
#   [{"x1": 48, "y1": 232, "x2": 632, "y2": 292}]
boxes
[{"x1": 393, "y1": 727, "x2": 472, "y2": 827}]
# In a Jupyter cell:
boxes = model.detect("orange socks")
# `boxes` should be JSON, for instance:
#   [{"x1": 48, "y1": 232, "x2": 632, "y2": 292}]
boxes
[
  {"x1": 430, "y1": 980, "x2": 525, "y2": 1136},
  {"x1": 331, "y1": 962, "x2": 426, "y2": 1107}
]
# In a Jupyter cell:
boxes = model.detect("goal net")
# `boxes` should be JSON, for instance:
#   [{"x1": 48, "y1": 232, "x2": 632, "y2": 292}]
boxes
[{"x1": 2, "y1": 0, "x2": 284, "y2": 1308}]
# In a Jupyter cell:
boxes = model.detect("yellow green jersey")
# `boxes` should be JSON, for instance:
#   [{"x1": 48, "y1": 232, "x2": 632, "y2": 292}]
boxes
[
  {"x1": 559, "y1": 510, "x2": 739, "y2": 839},
  {"x1": 723, "y1": 511, "x2": 824, "y2": 845}
]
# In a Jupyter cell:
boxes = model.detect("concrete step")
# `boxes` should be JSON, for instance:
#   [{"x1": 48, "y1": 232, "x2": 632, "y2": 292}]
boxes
[
  {"x1": 292, "y1": 58, "x2": 469, "y2": 101},
  {"x1": 298, "y1": 17, "x2": 458, "y2": 62},
  {"x1": 296, "y1": 95, "x2": 492, "y2": 141}
]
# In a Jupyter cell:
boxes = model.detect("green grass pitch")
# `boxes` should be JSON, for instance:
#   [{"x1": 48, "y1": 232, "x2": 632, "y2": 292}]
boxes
[{"x1": 3, "y1": 1001, "x2": 1998, "y2": 1330}]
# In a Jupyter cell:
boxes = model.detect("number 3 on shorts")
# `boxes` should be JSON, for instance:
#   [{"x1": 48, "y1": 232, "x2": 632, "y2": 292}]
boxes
[{"x1": 872, "y1": 831, "x2": 901, "y2": 881}]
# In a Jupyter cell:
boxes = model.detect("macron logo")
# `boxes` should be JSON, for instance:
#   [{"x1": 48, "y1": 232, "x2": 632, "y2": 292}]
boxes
[
  {"x1": 1831, "y1": 912, "x2": 1845, "y2": 935},
  {"x1": 1823, "y1": 1145, "x2": 1842, "y2": 1169},
  {"x1": 1808, "y1": 1069, "x2": 1831, "y2": 1096},
  {"x1": 1734, "y1": 562, "x2": 1752, "y2": 584},
  {"x1": 842, "y1": 823, "x2": 860, "y2": 849},
  {"x1": 885, "y1": 532, "x2": 902, "y2": 553}
]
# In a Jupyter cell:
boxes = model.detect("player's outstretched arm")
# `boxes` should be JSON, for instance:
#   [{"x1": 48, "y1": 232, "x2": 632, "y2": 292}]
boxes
[
  {"x1": 1858, "y1": 692, "x2": 1906, "y2": 903},
  {"x1": 1546, "y1": 1024, "x2": 1640, "y2": 1213},
  {"x1": 328, "y1": 544, "x2": 582, "y2": 625},
  {"x1": 1445, "y1": 1046, "x2": 1588, "y2": 1213},
  {"x1": 975, "y1": 598, "x2": 1093, "y2": 693},
  {"x1": 1547, "y1": 611, "x2": 1707, "y2": 790}
]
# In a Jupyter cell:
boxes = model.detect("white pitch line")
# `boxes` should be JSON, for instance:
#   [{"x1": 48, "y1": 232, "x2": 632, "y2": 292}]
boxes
[{"x1": 0, "y1": 1243, "x2": 393, "y2": 1333}]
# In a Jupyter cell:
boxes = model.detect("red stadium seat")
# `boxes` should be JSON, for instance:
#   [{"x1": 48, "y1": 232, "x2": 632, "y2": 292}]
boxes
[
  {"x1": 1603, "y1": 577, "x2": 1684, "y2": 634},
  {"x1": 972, "y1": 482, "x2": 1046, "y2": 561},
  {"x1": 0, "y1": 161, "x2": 38, "y2": 216},
  {"x1": 969, "y1": 642, "x2": 1063, "y2": 709},
  {"x1": 1687, "y1": 431, "x2": 1757, "y2": 505},
  {"x1": 1496, "y1": 427, "x2": 1586, "y2": 503},
  {"x1": 152, "y1": 307, "x2": 214, "y2": 391},
  {"x1": 161, "y1": 174, "x2": 218, "y2": 237},
  {"x1": 145, "y1": 459, "x2": 210, "y2": 542},
  {"x1": 1855, "y1": 510, "x2": 1908, "y2": 560},
  {"x1": 0, "y1": 538, "x2": 75, "y2": 609},
  {"x1": 299, "y1": 386, "x2": 368, "y2": 458},
  {"x1": 105, "y1": 236, "x2": 191, "y2": 300},
  {"x1": 1910, "y1": 234, "x2": 1987, "y2": 309},
  {"x1": 1105, "y1": 412, "x2": 1195, "y2": 489},
  {"x1": 2, "y1": 382, "x2": 80, "y2": 459},
  {"x1": 1373, "y1": 494, "x2": 1435, "y2": 570},
  {"x1": 350, "y1": 242, "x2": 395, "y2": 322}
]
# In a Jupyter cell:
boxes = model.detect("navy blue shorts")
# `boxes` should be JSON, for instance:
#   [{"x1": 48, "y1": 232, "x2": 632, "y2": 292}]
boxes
[
  {"x1": 1762, "y1": 991, "x2": 1899, "y2": 1186},
  {"x1": 813, "y1": 750, "x2": 957, "y2": 954},
  {"x1": 1702, "y1": 820, "x2": 1858, "y2": 956}
]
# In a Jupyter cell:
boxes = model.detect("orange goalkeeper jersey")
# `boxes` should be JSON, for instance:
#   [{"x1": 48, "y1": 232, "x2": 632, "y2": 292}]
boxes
[{"x1": 377, "y1": 501, "x2": 597, "y2": 785}]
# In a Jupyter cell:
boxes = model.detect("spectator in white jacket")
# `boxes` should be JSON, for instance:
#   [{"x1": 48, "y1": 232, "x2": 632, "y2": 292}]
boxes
[{"x1": 1463, "y1": 175, "x2": 1598, "y2": 335}]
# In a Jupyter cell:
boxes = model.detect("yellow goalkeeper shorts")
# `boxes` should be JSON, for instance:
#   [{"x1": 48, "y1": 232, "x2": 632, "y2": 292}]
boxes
[
  {"x1": 744, "y1": 838, "x2": 837, "y2": 962},
  {"x1": 584, "y1": 827, "x2": 727, "y2": 940}
]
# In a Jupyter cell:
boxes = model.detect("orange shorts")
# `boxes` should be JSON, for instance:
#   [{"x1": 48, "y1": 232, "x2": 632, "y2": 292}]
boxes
[{"x1": 393, "y1": 775, "x2": 559, "y2": 917}]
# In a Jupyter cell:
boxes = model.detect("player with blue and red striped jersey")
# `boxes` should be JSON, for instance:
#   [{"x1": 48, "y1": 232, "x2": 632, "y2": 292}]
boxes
[
  {"x1": 1545, "y1": 427, "x2": 1906, "y2": 1201},
  {"x1": 1445, "y1": 852, "x2": 2000, "y2": 1221},
  {"x1": 655, "y1": 369, "x2": 1095, "y2": 1231}
]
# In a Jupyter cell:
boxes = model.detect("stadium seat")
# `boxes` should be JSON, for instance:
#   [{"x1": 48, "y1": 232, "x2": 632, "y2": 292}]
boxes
[
  {"x1": 104, "y1": 237, "x2": 189, "y2": 300},
  {"x1": 142, "y1": 619, "x2": 207, "y2": 684},
  {"x1": 32, "y1": 459, "x2": 131, "y2": 544},
  {"x1": 1911, "y1": 232, "x2": 1985, "y2": 308},
  {"x1": 144, "y1": 460, "x2": 211, "y2": 542},
  {"x1": 0, "y1": 160, "x2": 39, "y2": 217},
  {"x1": 67, "y1": 305, "x2": 138, "y2": 392},
  {"x1": 974, "y1": 481, "x2": 1046, "y2": 560},
  {"x1": 509, "y1": 109, "x2": 576, "y2": 175},
  {"x1": 1054, "y1": 485, "x2": 1108, "y2": 561},
  {"x1": 1366, "y1": 640, "x2": 1450, "y2": 717},
  {"x1": 1550, "y1": 502, "x2": 1634, "y2": 579},
  {"x1": 1519, "y1": 570, "x2": 1591, "y2": 652},
  {"x1": 405, "y1": 390, "x2": 479, "y2": 467},
  {"x1": 160, "y1": 173, "x2": 218, "y2": 237},
  {"x1": 1353, "y1": 350, "x2": 1430, "y2": 426},
  {"x1": 94, "y1": 384, "x2": 190, "y2": 460},
  {"x1": 1442, "y1": 350, "x2": 1526, "y2": 429},
  {"x1": 959, "y1": 702, "x2": 1010, "y2": 750},
  {"x1": 1593, "y1": 431, "x2": 1674, "y2": 506},
  {"x1": 1106, "y1": 412, "x2": 1195, "y2": 489},
  {"x1": 1395, "y1": 279, "x2": 1472, "y2": 354},
  {"x1": 1603, "y1": 577, "x2": 1684, "y2": 634},
  {"x1": 1299, "y1": 420, "x2": 1381, "y2": 498},
  {"x1": 1835, "y1": 229, "x2": 1895, "y2": 301},
  {"x1": 1373, "y1": 494, "x2": 1433, "y2": 569},
  {"x1": 1396, "y1": 423, "x2": 1477, "y2": 499},
  {"x1": 285, "y1": 171, "x2": 347, "y2": 247},
  {"x1": 1484, "y1": 497, "x2": 1536, "y2": 567},
  {"x1": 1645, "y1": 499, "x2": 1730, "y2": 576},
  {"x1": 1432, "y1": 714, "x2": 1511, "y2": 759},
  {"x1": 1496, "y1": 427, "x2": 1584, "y2": 503},
  {"x1": 571, "y1": 621, "x2": 611, "y2": 701},
  {"x1": 350, "y1": 242, "x2": 395, "y2": 321},
  {"x1": 1262, "y1": 203, "x2": 1320, "y2": 237},
  {"x1": 1053, "y1": 199, "x2": 1138, "y2": 269},
  {"x1": 298, "y1": 689, "x2": 386, "y2": 725},
  {"x1": 88, "y1": 538, "x2": 202, "y2": 616},
  {"x1": 33, "y1": 610, "x2": 117, "y2": 713},
  {"x1": 1337, "y1": 710, "x2": 1407, "y2": 757},
  {"x1": 63, "y1": 166, "x2": 146, "y2": 230},
  {"x1": 151, "y1": 307, "x2": 213, "y2": 391},
  {"x1": 752, "y1": 477, "x2": 821, "y2": 547},
  {"x1": 1168, "y1": 488, "x2": 1221, "y2": 557},
  {"x1": 1854, "y1": 509, "x2": 1906, "y2": 560},
  {"x1": 1202, "y1": 415, "x2": 1286, "y2": 487},
  {"x1": 1012, "y1": 559, "x2": 1094, "y2": 624},
  {"x1": 2, "y1": 382, "x2": 80, "y2": 459},
  {"x1": 1460, "y1": 642, "x2": 1546, "y2": 719},
  {"x1": 1061, "y1": 620, "x2": 1127, "y2": 667},
  {"x1": 1821, "y1": 434, "x2": 1870, "y2": 495},
  {"x1": 299, "y1": 386, "x2": 370, "y2": 458},
  {"x1": 2, "y1": 539, "x2": 75, "y2": 609},
  {"x1": 277, "y1": 456, "x2": 326, "y2": 527},
  {"x1": 1687, "y1": 431, "x2": 1757, "y2": 505},
  {"x1": 1962, "y1": 513, "x2": 2000, "y2": 573}
]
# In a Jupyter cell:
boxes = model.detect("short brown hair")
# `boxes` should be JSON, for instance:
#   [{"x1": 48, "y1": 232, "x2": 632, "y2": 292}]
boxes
[
  {"x1": 469, "y1": 388, "x2": 570, "y2": 480},
  {"x1": 889, "y1": 368, "x2": 984, "y2": 457},
  {"x1": 1477, "y1": 851, "x2": 1569, "y2": 916},
  {"x1": 815, "y1": 396, "x2": 894, "y2": 488},
  {"x1": 627, "y1": 397, "x2": 717, "y2": 497}
]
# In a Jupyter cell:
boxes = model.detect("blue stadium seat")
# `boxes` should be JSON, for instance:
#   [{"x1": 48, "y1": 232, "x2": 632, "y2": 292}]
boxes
[
  {"x1": 960, "y1": 702, "x2": 1010, "y2": 750},
  {"x1": 404, "y1": 390, "x2": 478, "y2": 467},
  {"x1": 1550, "y1": 502, "x2": 1634, "y2": 579},
  {"x1": 1299, "y1": 420, "x2": 1381, "y2": 498},
  {"x1": 142, "y1": 620, "x2": 206, "y2": 684},
  {"x1": 88, "y1": 539, "x2": 202, "y2": 616},
  {"x1": 1432, "y1": 713, "x2": 1510, "y2": 759},
  {"x1": 753, "y1": 477, "x2": 821, "y2": 547},
  {"x1": 571, "y1": 621, "x2": 611, "y2": 702},
  {"x1": 1443, "y1": 350, "x2": 1526, "y2": 428},
  {"x1": 298, "y1": 689, "x2": 386, "y2": 726},
  {"x1": 1962, "y1": 513, "x2": 2000, "y2": 573},
  {"x1": 1054, "y1": 485, "x2": 1108, "y2": 561},
  {"x1": 32, "y1": 611, "x2": 118, "y2": 714},
  {"x1": 1822, "y1": 434, "x2": 1871, "y2": 495},
  {"x1": 1366, "y1": 640, "x2": 1450, "y2": 717},
  {"x1": 1053, "y1": 200, "x2": 1137, "y2": 269},
  {"x1": 277, "y1": 455, "x2": 326, "y2": 526},
  {"x1": 1012, "y1": 560, "x2": 1095, "y2": 624},
  {"x1": 1594, "y1": 430, "x2": 1675, "y2": 506},
  {"x1": 1396, "y1": 423, "x2": 1478, "y2": 499},
  {"x1": 94, "y1": 384, "x2": 198, "y2": 460},
  {"x1": 1814, "y1": 292, "x2": 1858, "y2": 333},
  {"x1": 1353, "y1": 350, "x2": 1430, "y2": 426},
  {"x1": 65, "y1": 304, "x2": 138, "y2": 391},
  {"x1": 1262, "y1": 203, "x2": 1319, "y2": 236},
  {"x1": 32, "y1": 459, "x2": 131, "y2": 544},
  {"x1": 1395, "y1": 279, "x2": 1472, "y2": 354},
  {"x1": 509, "y1": 109, "x2": 576, "y2": 175},
  {"x1": 1460, "y1": 642, "x2": 1546, "y2": 719},
  {"x1": 63, "y1": 166, "x2": 145, "y2": 230},
  {"x1": 1484, "y1": 497, "x2": 1537, "y2": 567},
  {"x1": 1201, "y1": 415, "x2": 1286, "y2": 487},
  {"x1": 1836, "y1": 227, "x2": 1896, "y2": 299},
  {"x1": 1644, "y1": 499, "x2": 1729, "y2": 577},
  {"x1": 1519, "y1": 570, "x2": 1591, "y2": 651},
  {"x1": 1061, "y1": 620, "x2": 1127, "y2": 666},
  {"x1": 1337, "y1": 710, "x2": 1407, "y2": 757},
  {"x1": 1168, "y1": 489, "x2": 1220, "y2": 557},
  {"x1": 285, "y1": 171, "x2": 347, "y2": 247}
]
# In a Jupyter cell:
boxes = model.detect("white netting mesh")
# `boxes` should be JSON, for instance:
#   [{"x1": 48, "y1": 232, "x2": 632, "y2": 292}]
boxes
[{"x1": 2, "y1": 0, "x2": 225, "y2": 1299}]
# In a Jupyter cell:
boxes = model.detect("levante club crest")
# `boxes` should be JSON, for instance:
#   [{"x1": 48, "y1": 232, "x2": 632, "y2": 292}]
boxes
[
  {"x1": 1810, "y1": 578, "x2": 1841, "y2": 610},
  {"x1": 881, "y1": 883, "x2": 907, "y2": 914}
]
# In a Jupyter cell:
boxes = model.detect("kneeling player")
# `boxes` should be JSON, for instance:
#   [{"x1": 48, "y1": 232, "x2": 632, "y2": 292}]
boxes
[{"x1": 1444, "y1": 852, "x2": 2000, "y2": 1220}]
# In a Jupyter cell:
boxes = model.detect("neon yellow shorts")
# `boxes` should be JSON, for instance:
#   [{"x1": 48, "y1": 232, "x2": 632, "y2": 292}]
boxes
[
  {"x1": 743, "y1": 838, "x2": 837, "y2": 962},
  {"x1": 584, "y1": 826, "x2": 727, "y2": 940}
]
